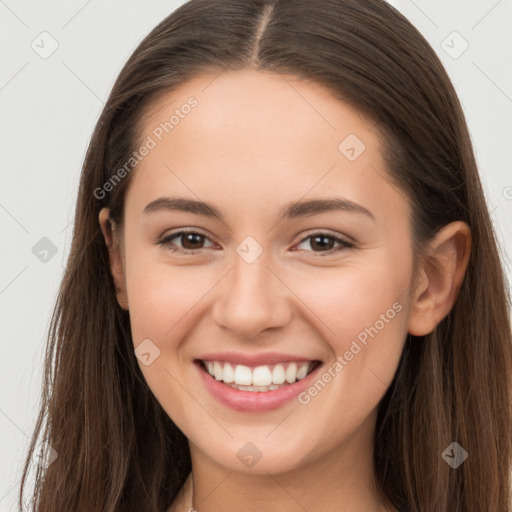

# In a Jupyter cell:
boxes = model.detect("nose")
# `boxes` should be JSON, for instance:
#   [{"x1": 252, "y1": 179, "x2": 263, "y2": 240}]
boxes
[{"x1": 210, "y1": 251, "x2": 292, "y2": 340}]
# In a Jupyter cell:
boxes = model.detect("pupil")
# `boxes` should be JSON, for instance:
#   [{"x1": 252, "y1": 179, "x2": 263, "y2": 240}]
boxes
[
  {"x1": 312, "y1": 235, "x2": 333, "y2": 251},
  {"x1": 183, "y1": 233, "x2": 203, "y2": 249}
]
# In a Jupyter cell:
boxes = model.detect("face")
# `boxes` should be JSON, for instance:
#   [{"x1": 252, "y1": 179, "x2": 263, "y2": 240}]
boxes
[{"x1": 111, "y1": 69, "x2": 417, "y2": 474}]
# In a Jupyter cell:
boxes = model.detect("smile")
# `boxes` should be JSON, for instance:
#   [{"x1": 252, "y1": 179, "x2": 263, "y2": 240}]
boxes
[
  {"x1": 200, "y1": 360, "x2": 320, "y2": 391},
  {"x1": 194, "y1": 357, "x2": 323, "y2": 412}
]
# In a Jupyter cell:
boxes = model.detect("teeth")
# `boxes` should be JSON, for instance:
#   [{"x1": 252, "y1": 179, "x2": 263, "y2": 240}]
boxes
[
  {"x1": 285, "y1": 362, "x2": 297, "y2": 383},
  {"x1": 272, "y1": 364, "x2": 286, "y2": 384},
  {"x1": 252, "y1": 366, "x2": 272, "y2": 386},
  {"x1": 223, "y1": 362, "x2": 235, "y2": 383},
  {"x1": 213, "y1": 361, "x2": 223, "y2": 381},
  {"x1": 227, "y1": 383, "x2": 284, "y2": 392},
  {"x1": 234, "y1": 365, "x2": 252, "y2": 385},
  {"x1": 203, "y1": 360, "x2": 314, "y2": 387},
  {"x1": 296, "y1": 363, "x2": 308, "y2": 380}
]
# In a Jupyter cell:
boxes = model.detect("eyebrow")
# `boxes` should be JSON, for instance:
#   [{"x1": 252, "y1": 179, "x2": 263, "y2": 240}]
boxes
[{"x1": 143, "y1": 196, "x2": 374, "y2": 221}]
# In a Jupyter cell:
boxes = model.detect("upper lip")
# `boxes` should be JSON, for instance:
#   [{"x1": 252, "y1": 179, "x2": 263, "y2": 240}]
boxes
[{"x1": 196, "y1": 352, "x2": 321, "y2": 367}]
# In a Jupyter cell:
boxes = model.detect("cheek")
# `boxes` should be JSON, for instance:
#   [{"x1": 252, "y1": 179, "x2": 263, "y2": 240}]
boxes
[
  {"x1": 126, "y1": 260, "x2": 213, "y2": 346},
  {"x1": 124, "y1": 257, "x2": 217, "y2": 427},
  {"x1": 290, "y1": 256, "x2": 410, "y2": 350},
  {"x1": 289, "y1": 258, "x2": 410, "y2": 415}
]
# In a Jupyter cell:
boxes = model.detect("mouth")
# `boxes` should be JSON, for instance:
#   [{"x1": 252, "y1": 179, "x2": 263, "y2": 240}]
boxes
[{"x1": 194, "y1": 359, "x2": 322, "y2": 392}]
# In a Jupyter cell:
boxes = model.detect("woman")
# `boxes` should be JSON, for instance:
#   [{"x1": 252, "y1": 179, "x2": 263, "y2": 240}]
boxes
[{"x1": 19, "y1": 0, "x2": 512, "y2": 511}]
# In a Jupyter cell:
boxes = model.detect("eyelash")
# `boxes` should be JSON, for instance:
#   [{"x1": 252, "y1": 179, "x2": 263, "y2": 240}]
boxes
[{"x1": 157, "y1": 228, "x2": 355, "y2": 256}]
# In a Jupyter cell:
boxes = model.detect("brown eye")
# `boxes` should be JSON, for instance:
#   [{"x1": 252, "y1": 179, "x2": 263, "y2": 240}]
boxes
[
  {"x1": 295, "y1": 232, "x2": 354, "y2": 255},
  {"x1": 158, "y1": 230, "x2": 215, "y2": 253},
  {"x1": 180, "y1": 232, "x2": 206, "y2": 250}
]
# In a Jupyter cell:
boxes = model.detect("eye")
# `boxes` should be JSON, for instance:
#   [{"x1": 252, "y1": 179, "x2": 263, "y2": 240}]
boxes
[
  {"x1": 157, "y1": 229, "x2": 354, "y2": 256},
  {"x1": 293, "y1": 231, "x2": 354, "y2": 256},
  {"x1": 158, "y1": 229, "x2": 216, "y2": 254}
]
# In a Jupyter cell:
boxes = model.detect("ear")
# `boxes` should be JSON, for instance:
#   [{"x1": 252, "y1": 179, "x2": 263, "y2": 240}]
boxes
[
  {"x1": 98, "y1": 208, "x2": 129, "y2": 310},
  {"x1": 408, "y1": 221, "x2": 471, "y2": 336}
]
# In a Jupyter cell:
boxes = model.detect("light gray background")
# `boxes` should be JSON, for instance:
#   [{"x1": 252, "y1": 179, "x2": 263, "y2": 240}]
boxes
[{"x1": 1, "y1": 1, "x2": 511, "y2": 510}]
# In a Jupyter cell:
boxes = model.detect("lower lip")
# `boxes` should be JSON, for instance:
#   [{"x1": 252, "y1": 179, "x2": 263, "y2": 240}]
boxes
[{"x1": 195, "y1": 361, "x2": 322, "y2": 412}]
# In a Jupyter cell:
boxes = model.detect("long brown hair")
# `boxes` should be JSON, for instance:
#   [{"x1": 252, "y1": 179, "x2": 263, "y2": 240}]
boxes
[{"x1": 19, "y1": 1, "x2": 512, "y2": 510}]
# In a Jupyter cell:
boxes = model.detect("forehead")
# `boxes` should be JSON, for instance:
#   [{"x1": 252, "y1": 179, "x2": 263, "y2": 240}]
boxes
[
  {"x1": 128, "y1": 69, "x2": 409, "y2": 225},
  {"x1": 140, "y1": 69, "x2": 375, "y2": 158}
]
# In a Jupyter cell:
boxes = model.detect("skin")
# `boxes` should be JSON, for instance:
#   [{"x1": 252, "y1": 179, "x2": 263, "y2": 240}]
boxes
[{"x1": 99, "y1": 69, "x2": 471, "y2": 512}]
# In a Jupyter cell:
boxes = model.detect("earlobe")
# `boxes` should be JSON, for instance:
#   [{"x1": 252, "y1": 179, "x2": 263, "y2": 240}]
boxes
[
  {"x1": 408, "y1": 221, "x2": 471, "y2": 336},
  {"x1": 98, "y1": 208, "x2": 129, "y2": 310}
]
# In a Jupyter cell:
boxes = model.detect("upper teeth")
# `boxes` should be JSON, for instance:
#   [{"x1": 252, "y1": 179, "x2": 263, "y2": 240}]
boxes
[{"x1": 204, "y1": 361, "x2": 313, "y2": 386}]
